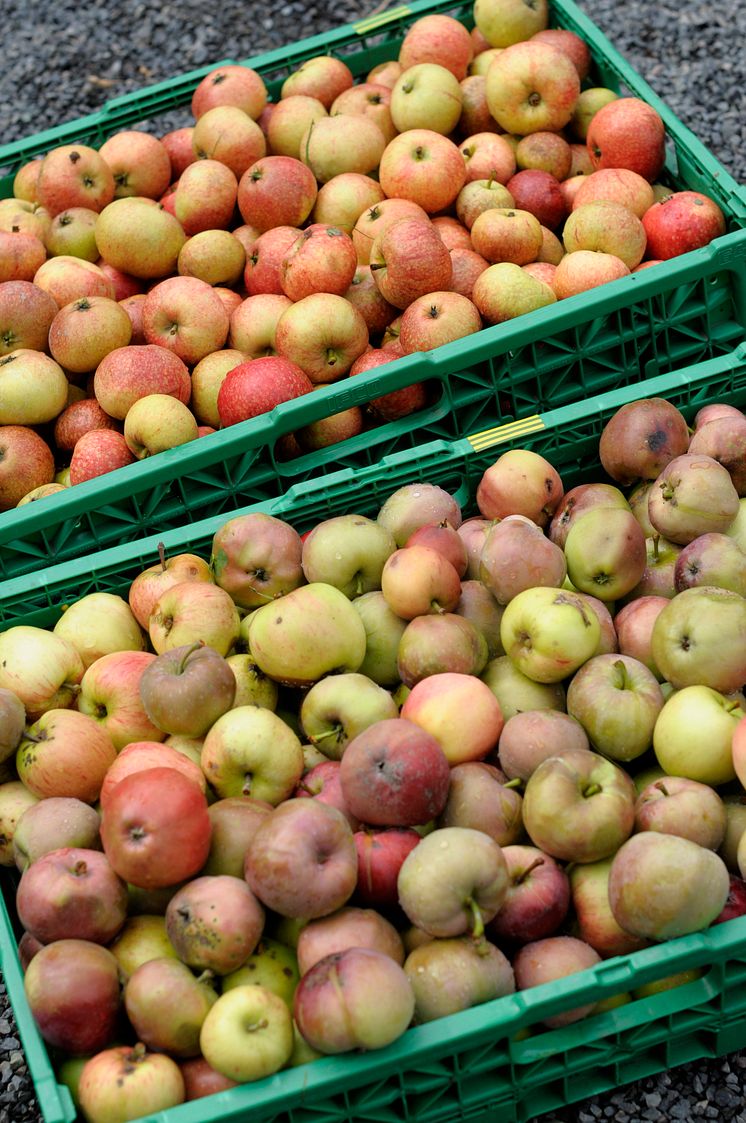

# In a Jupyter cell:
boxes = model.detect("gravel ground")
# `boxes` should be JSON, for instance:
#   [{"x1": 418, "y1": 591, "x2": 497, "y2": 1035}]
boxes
[{"x1": 1, "y1": 1, "x2": 746, "y2": 1122}]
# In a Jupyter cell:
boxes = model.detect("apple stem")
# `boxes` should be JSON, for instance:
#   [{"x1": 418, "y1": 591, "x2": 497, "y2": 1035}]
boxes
[
  {"x1": 158, "y1": 541, "x2": 167, "y2": 572},
  {"x1": 583, "y1": 783, "x2": 602, "y2": 798},
  {"x1": 310, "y1": 726, "x2": 342, "y2": 745},
  {"x1": 355, "y1": 573, "x2": 365, "y2": 596},
  {"x1": 654, "y1": 781, "x2": 670, "y2": 797},
  {"x1": 651, "y1": 534, "x2": 660, "y2": 561},
  {"x1": 465, "y1": 896, "x2": 485, "y2": 940},
  {"x1": 177, "y1": 640, "x2": 204, "y2": 673},
  {"x1": 613, "y1": 659, "x2": 631, "y2": 691},
  {"x1": 245, "y1": 1018, "x2": 269, "y2": 1032},
  {"x1": 516, "y1": 856, "x2": 545, "y2": 883},
  {"x1": 503, "y1": 778, "x2": 523, "y2": 791},
  {"x1": 22, "y1": 732, "x2": 41, "y2": 743},
  {"x1": 196, "y1": 969, "x2": 216, "y2": 987}
]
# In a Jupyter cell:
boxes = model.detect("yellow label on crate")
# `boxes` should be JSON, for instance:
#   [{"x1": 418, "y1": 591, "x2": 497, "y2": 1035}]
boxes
[
  {"x1": 466, "y1": 415, "x2": 545, "y2": 451},
  {"x1": 354, "y1": 5, "x2": 411, "y2": 34}
]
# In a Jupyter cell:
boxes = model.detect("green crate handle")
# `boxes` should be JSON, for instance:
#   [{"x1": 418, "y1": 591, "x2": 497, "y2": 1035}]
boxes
[{"x1": 0, "y1": 893, "x2": 76, "y2": 1123}]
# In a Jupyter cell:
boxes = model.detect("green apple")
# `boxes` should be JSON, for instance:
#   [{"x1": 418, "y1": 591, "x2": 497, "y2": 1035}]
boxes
[
  {"x1": 248, "y1": 582, "x2": 367, "y2": 686},
  {"x1": 299, "y1": 673, "x2": 398, "y2": 759},
  {"x1": 500, "y1": 587, "x2": 601, "y2": 683},
  {"x1": 481, "y1": 655, "x2": 566, "y2": 718},
  {"x1": 650, "y1": 586, "x2": 746, "y2": 693},
  {"x1": 199, "y1": 985, "x2": 294, "y2": 1082},
  {"x1": 53, "y1": 592, "x2": 144, "y2": 670},
  {"x1": 201, "y1": 706, "x2": 304, "y2": 803},
  {"x1": 564, "y1": 507, "x2": 647, "y2": 602},
  {"x1": 124, "y1": 394, "x2": 198, "y2": 458},
  {"x1": 222, "y1": 937, "x2": 300, "y2": 1007},
  {"x1": 653, "y1": 684, "x2": 742, "y2": 785},
  {"x1": 566, "y1": 653, "x2": 664, "y2": 762},
  {"x1": 351, "y1": 591, "x2": 408, "y2": 686},
  {"x1": 301, "y1": 514, "x2": 396, "y2": 597}
]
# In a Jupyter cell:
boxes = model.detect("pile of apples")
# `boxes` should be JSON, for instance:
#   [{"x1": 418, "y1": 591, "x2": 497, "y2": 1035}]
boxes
[
  {"x1": 0, "y1": 0, "x2": 730, "y2": 513},
  {"x1": 0, "y1": 383, "x2": 745, "y2": 1123}
]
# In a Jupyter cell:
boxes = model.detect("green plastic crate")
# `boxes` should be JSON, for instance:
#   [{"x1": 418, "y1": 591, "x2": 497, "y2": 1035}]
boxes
[
  {"x1": 3, "y1": 349, "x2": 746, "y2": 1123},
  {"x1": 2, "y1": 342, "x2": 745, "y2": 626},
  {"x1": 0, "y1": 0, "x2": 745, "y2": 579}
]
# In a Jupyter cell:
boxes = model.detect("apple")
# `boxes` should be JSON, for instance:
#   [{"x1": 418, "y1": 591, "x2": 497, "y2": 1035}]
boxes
[
  {"x1": 587, "y1": 96, "x2": 665, "y2": 180},
  {"x1": 0, "y1": 424, "x2": 55, "y2": 510},
  {"x1": 222, "y1": 936, "x2": 300, "y2": 1007},
  {"x1": 246, "y1": 798, "x2": 357, "y2": 918},
  {"x1": 12, "y1": 797, "x2": 100, "y2": 872},
  {"x1": 643, "y1": 190, "x2": 726, "y2": 259},
  {"x1": 381, "y1": 545, "x2": 461, "y2": 618},
  {"x1": 562, "y1": 201, "x2": 647, "y2": 269},
  {"x1": 653, "y1": 684, "x2": 742, "y2": 786},
  {"x1": 397, "y1": 613, "x2": 488, "y2": 686},
  {"x1": 299, "y1": 673, "x2": 398, "y2": 759},
  {"x1": 17, "y1": 845, "x2": 128, "y2": 945},
  {"x1": 79, "y1": 1044, "x2": 185, "y2": 1121},
  {"x1": 488, "y1": 844, "x2": 570, "y2": 944},
  {"x1": 107, "y1": 913, "x2": 179, "y2": 979},
  {"x1": 201, "y1": 797, "x2": 273, "y2": 878},
  {"x1": 96, "y1": 196, "x2": 186, "y2": 279},
  {"x1": 599, "y1": 397, "x2": 690, "y2": 485},
  {"x1": 124, "y1": 956, "x2": 218, "y2": 1057},
  {"x1": 404, "y1": 936, "x2": 514, "y2": 1023},
  {"x1": 266, "y1": 94, "x2": 328, "y2": 159},
  {"x1": 52, "y1": 591, "x2": 144, "y2": 670},
  {"x1": 400, "y1": 670, "x2": 503, "y2": 764},
  {"x1": 688, "y1": 415, "x2": 746, "y2": 496},
  {"x1": 211, "y1": 510, "x2": 303, "y2": 609},
  {"x1": 636, "y1": 776, "x2": 727, "y2": 849},
  {"x1": 138, "y1": 641, "x2": 236, "y2": 738},
  {"x1": 609, "y1": 831, "x2": 730, "y2": 939},
  {"x1": 128, "y1": 546, "x2": 212, "y2": 630},
  {"x1": 280, "y1": 223, "x2": 357, "y2": 301},
  {"x1": 379, "y1": 128, "x2": 466, "y2": 213},
  {"x1": 339, "y1": 718, "x2": 450, "y2": 826},
  {"x1": 294, "y1": 948, "x2": 413, "y2": 1053},
  {"x1": 505, "y1": 168, "x2": 567, "y2": 229},
  {"x1": 569, "y1": 858, "x2": 649, "y2": 958},
  {"x1": 480, "y1": 517, "x2": 566, "y2": 603},
  {"x1": 514, "y1": 935, "x2": 601, "y2": 1028},
  {"x1": 16, "y1": 708, "x2": 117, "y2": 803},
  {"x1": 522, "y1": 748, "x2": 636, "y2": 862},
  {"x1": 614, "y1": 596, "x2": 669, "y2": 679},
  {"x1": 101, "y1": 766, "x2": 211, "y2": 889},
  {"x1": 124, "y1": 393, "x2": 198, "y2": 458},
  {"x1": 24, "y1": 938, "x2": 121, "y2": 1055},
  {"x1": 237, "y1": 154, "x2": 317, "y2": 232},
  {"x1": 674, "y1": 532, "x2": 746, "y2": 595},
  {"x1": 497, "y1": 709, "x2": 588, "y2": 783},
  {"x1": 486, "y1": 41, "x2": 579, "y2": 134},
  {"x1": 191, "y1": 105, "x2": 266, "y2": 178},
  {"x1": 229, "y1": 294, "x2": 290, "y2": 359},
  {"x1": 0, "y1": 688, "x2": 26, "y2": 765},
  {"x1": 398, "y1": 826, "x2": 509, "y2": 937},
  {"x1": 399, "y1": 13, "x2": 473, "y2": 78},
  {"x1": 300, "y1": 114, "x2": 387, "y2": 182},
  {"x1": 297, "y1": 906, "x2": 404, "y2": 975},
  {"x1": 281, "y1": 55, "x2": 353, "y2": 108},
  {"x1": 191, "y1": 64, "x2": 267, "y2": 119},
  {"x1": 0, "y1": 626, "x2": 85, "y2": 719},
  {"x1": 201, "y1": 706, "x2": 304, "y2": 803},
  {"x1": 351, "y1": 591, "x2": 408, "y2": 686},
  {"x1": 166, "y1": 874, "x2": 264, "y2": 974},
  {"x1": 500, "y1": 586, "x2": 601, "y2": 683},
  {"x1": 0, "y1": 349, "x2": 68, "y2": 426},
  {"x1": 0, "y1": 279, "x2": 58, "y2": 355},
  {"x1": 142, "y1": 275, "x2": 229, "y2": 365},
  {"x1": 173, "y1": 158, "x2": 238, "y2": 235},
  {"x1": 482, "y1": 655, "x2": 566, "y2": 719},
  {"x1": 0, "y1": 782, "x2": 39, "y2": 866},
  {"x1": 369, "y1": 215, "x2": 452, "y2": 309},
  {"x1": 44, "y1": 205, "x2": 98, "y2": 260},
  {"x1": 549, "y1": 483, "x2": 630, "y2": 549},
  {"x1": 439, "y1": 761, "x2": 522, "y2": 845},
  {"x1": 149, "y1": 580, "x2": 240, "y2": 657},
  {"x1": 77, "y1": 650, "x2": 162, "y2": 750},
  {"x1": 651, "y1": 585, "x2": 746, "y2": 693},
  {"x1": 330, "y1": 84, "x2": 396, "y2": 145},
  {"x1": 566, "y1": 654, "x2": 663, "y2": 762},
  {"x1": 248, "y1": 582, "x2": 367, "y2": 686},
  {"x1": 353, "y1": 827, "x2": 421, "y2": 909},
  {"x1": 274, "y1": 292, "x2": 369, "y2": 382},
  {"x1": 36, "y1": 143, "x2": 115, "y2": 216},
  {"x1": 390, "y1": 63, "x2": 463, "y2": 135}
]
